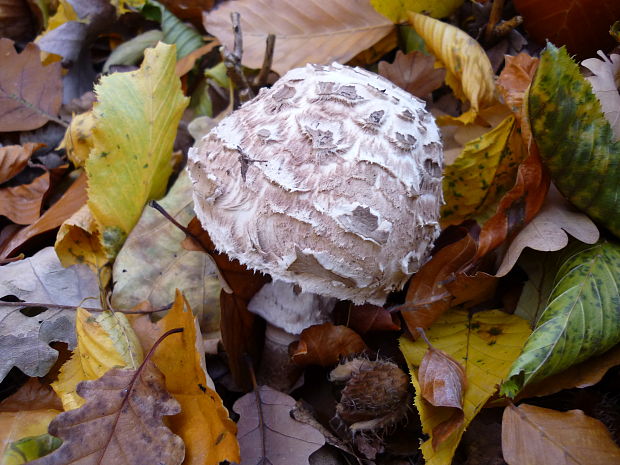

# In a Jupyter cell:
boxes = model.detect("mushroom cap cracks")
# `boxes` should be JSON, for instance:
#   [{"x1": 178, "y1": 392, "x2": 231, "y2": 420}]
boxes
[{"x1": 187, "y1": 63, "x2": 443, "y2": 305}]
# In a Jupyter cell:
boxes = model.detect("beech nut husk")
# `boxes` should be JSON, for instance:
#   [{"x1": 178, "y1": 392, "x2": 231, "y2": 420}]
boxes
[{"x1": 188, "y1": 62, "x2": 443, "y2": 305}]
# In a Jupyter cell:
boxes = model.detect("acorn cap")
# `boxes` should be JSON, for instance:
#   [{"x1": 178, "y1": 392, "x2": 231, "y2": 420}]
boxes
[{"x1": 188, "y1": 62, "x2": 443, "y2": 305}]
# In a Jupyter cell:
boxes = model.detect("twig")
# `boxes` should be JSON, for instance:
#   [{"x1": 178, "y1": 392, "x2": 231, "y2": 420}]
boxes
[
  {"x1": 493, "y1": 15, "x2": 523, "y2": 39},
  {"x1": 254, "y1": 34, "x2": 275, "y2": 88},
  {"x1": 483, "y1": 0, "x2": 504, "y2": 44},
  {"x1": 222, "y1": 12, "x2": 254, "y2": 107},
  {"x1": 0, "y1": 300, "x2": 172, "y2": 314}
]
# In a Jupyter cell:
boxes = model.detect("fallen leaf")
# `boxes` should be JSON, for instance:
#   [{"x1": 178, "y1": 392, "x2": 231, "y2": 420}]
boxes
[
  {"x1": 528, "y1": 43, "x2": 620, "y2": 238},
  {"x1": 52, "y1": 308, "x2": 143, "y2": 411},
  {"x1": 148, "y1": 0, "x2": 204, "y2": 59},
  {"x1": 102, "y1": 29, "x2": 163, "y2": 72},
  {"x1": 203, "y1": 0, "x2": 393, "y2": 74},
  {"x1": 0, "y1": 144, "x2": 43, "y2": 184},
  {"x1": 418, "y1": 346, "x2": 465, "y2": 409},
  {"x1": 582, "y1": 51, "x2": 620, "y2": 141},
  {"x1": 175, "y1": 41, "x2": 220, "y2": 77},
  {"x1": 28, "y1": 361, "x2": 185, "y2": 465},
  {"x1": 502, "y1": 404, "x2": 620, "y2": 465},
  {"x1": 346, "y1": 303, "x2": 400, "y2": 334},
  {"x1": 0, "y1": 378, "x2": 63, "y2": 412},
  {"x1": 289, "y1": 323, "x2": 367, "y2": 367},
  {"x1": 1, "y1": 433, "x2": 61, "y2": 465},
  {"x1": 0, "y1": 0, "x2": 36, "y2": 42},
  {"x1": 0, "y1": 172, "x2": 49, "y2": 225},
  {"x1": 399, "y1": 233, "x2": 497, "y2": 333},
  {"x1": 408, "y1": 11, "x2": 497, "y2": 124},
  {"x1": 184, "y1": 217, "x2": 269, "y2": 390},
  {"x1": 400, "y1": 309, "x2": 531, "y2": 465},
  {"x1": 518, "y1": 343, "x2": 620, "y2": 399},
  {"x1": 378, "y1": 50, "x2": 445, "y2": 98},
  {"x1": 130, "y1": 290, "x2": 240, "y2": 465},
  {"x1": 513, "y1": 0, "x2": 620, "y2": 59},
  {"x1": 497, "y1": 53, "x2": 539, "y2": 121},
  {"x1": 502, "y1": 241, "x2": 620, "y2": 397},
  {"x1": 233, "y1": 385, "x2": 325, "y2": 465},
  {"x1": 112, "y1": 172, "x2": 221, "y2": 332},
  {"x1": 0, "y1": 171, "x2": 87, "y2": 259},
  {"x1": 0, "y1": 247, "x2": 99, "y2": 382},
  {"x1": 0, "y1": 39, "x2": 62, "y2": 132},
  {"x1": 157, "y1": 0, "x2": 215, "y2": 28},
  {"x1": 496, "y1": 184, "x2": 599, "y2": 277},
  {"x1": 58, "y1": 110, "x2": 96, "y2": 168},
  {"x1": 0, "y1": 411, "x2": 61, "y2": 463},
  {"x1": 371, "y1": 0, "x2": 464, "y2": 21},
  {"x1": 55, "y1": 42, "x2": 189, "y2": 268}
]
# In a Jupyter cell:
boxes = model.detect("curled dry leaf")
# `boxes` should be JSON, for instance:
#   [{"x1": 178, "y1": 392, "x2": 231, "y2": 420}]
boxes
[
  {"x1": 289, "y1": 323, "x2": 367, "y2": 367},
  {"x1": 233, "y1": 385, "x2": 324, "y2": 465},
  {"x1": 28, "y1": 361, "x2": 185, "y2": 465},
  {"x1": 378, "y1": 50, "x2": 445, "y2": 98},
  {"x1": 502, "y1": 404, "x2": 620, "y2": 465},
  {"x1": 496, "y1": 184, "x2": 599, "y2": 277},
  {"x1": 582, "y1": 51, "x2": 620, "y2": 140},
  {"x1": 418, "y1": 346, "x2": 465, "y2": 410},
  {"x1": 0, "y1": 38, "x2": 62, "y2": 132},
  {"x1": 408, "y1": 11, "x2": 497, "y2": 124},
  {"x1": 203, "y1": 0, "x2": 393, "y2": 74},
  {"x1": 346, "y1": 303, "x2": 400, "y2": 335},
  {"x1": 0, "y1": 143, "x2": 43, "y2": 184},
  {"x1": 0, "y1": 172, "x2": 49, "y2": 225}
]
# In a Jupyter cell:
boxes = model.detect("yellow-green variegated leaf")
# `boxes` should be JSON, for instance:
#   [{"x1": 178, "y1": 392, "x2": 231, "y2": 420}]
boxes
[{"x1": 371, "y1": 0, "x2": 464, "y2": 22}]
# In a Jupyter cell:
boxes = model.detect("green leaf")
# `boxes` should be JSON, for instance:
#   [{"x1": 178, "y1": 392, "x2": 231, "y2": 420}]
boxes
[
  {"x1": 1, "y1": 435, "x2": 61, "y2": 465},
  {"x1": 103, "y1": 29, "x2": 163, "y2": 72},
  {"x1": 529, "y1": 43, "x2": 620, "y2": 238},
  {"x1": 147, "y1": 0, "x2": 204, "y2": 58},
  {"x1": 502, "y1": 241, "x2": 620, "y2": 397},
  {"x1": 371, "y1": 0, "x2": 464, "y2": 22}
]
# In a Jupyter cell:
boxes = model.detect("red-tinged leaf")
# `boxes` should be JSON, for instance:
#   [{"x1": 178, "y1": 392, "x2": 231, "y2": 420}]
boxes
[
  {"x1": 399, "y1": 233, "x2": 498, "y2": 333},
  {"x1": 502, "y1": 404, "x2": 620, "y2": 465},
  {"x1": 0, "y1": 143, "x2": 43, "y2": 184},
  {"x1": 289, "y1": 323, "x2": 367, "y2": 367},
  {"x1": 158, "y1": 0, "x2": 215, "y2": 28},
  {"x1": 497, "y1": 53, "x2": 539, "y2": 118},
  {"x1": 0, "y1": 171, "x2": 49, "y2": 225},
  {"x1": 419, "y1": 347, "x2": 466, "y2": 409},
  {"x1": 514, "y1": 0, "x2": 620, "y2": 60},
  {"x1": 0, "y1": 38, "x2": 62, "y2": 132},
  {"x1": 347, "y1": 303, "x2": 400, "y2": 334},
  {"x1": 378, "y1": 50, "x2": 446, "y2": 98},
  {"x1": 185, "y1": 217, "x2": 269, "y2": 390},
  {"x1": 0, "y1": 171, "x2": 87, "y2": 258}
]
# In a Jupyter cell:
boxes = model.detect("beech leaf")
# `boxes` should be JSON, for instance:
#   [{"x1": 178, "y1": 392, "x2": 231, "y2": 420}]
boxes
[
  {"x1": 28, "y1": 361, "x2": 185, "y2": 465},
  {"x1": 400, "y1": 309, "x2": 531, "y2": 465},
  {"x1": 418, "y1": 346, "x2": 465, "y2": 409},
  {"x1": 289, "y1": 323, "x2": 367, "y2": 367},
  {"x1": 408, "y1": 12, "x2": 497, "y2": 124},
  {"x1": 496, "y1": 185, "x2": 599, "y2": 277},
  {"x1": 529, "y1": 43, "x2": 620, "y2": 238},
  {"x1": 378, "y1": 50, "x2": 445, "y2": 98},
  {"x1": 203, "y1": 0, "x2": 393, "y2": 74},
  {"x1": 0, "y1": 144, "x2": 43, "y2": 185},
  {"x1": 0, "y1": 172, "x2": 49, "y2": 225},
  {"x1": 502, "y1": 404, "x2": 620, "y2": 465},
  {"x1": 502, "y1": 241, "x2": 620, "y2": 396},
  {"x1": 233, "y1": 385, "x2": 324, "y2": 465},
  {"x1": 0, "y1": 39, "x2": 62, "y2": 132},
  {"x1": 371, "y1": 0, "x2": 464, "y2": 22},
  {"x1": 0, "y1": 247, "x2": 99, "y2": 382}
]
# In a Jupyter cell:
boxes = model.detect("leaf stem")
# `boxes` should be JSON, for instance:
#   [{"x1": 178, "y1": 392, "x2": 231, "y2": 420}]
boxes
[{"x1": 0, "y1": 300, "x2": 172, "y2": 314}]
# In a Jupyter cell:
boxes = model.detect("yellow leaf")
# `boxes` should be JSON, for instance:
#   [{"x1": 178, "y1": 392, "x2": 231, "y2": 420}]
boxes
[
  {"x1": 131, "y1": 290, "x2": 240, "y2": 465},
  {"x1": 55, "y1": 42, "x2": 189, "y2": 268},
  {"x1": 59, "y1": 112, "x2": 96, "y2": 167},
  {"x1": 400, "y1": 309, "x2": 531, "y2": 465},
  {"x1": 52, "y1": 308, "x2": 143, "y2": 411},
  {"x1": 0, "y1": 410, "x2": 60, "y2": 453},
  {"x1": 408, "y1": 12, "x2": 497, "y2": 124},
  {"x1": 45, "y1": 0, "x2": 81, "y2": 33},
  {"x1": 371, "y1": 0, "x2": 464, "y2": 22},
  {"x1": 441, "y1": 115, "x2": 529, "y2": 226}
]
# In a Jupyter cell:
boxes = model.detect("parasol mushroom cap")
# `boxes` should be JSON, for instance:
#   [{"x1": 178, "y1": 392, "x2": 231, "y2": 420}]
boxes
[{"x1": 188, "y1": 62, "x2": 443, "y2": 305}]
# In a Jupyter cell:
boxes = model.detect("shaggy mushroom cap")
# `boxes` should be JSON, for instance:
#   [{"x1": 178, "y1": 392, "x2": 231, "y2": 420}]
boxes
[{"x1": 188, "y1": 62, "x2": 443, "y2": 305}]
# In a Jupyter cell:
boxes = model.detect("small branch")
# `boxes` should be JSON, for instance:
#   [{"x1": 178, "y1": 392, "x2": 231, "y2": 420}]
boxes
[
  {"x1": 254, "y1": 34, "x2": 275, "y2": 88},
  {"x1": 0, "y1": 300, "x2": 172, "y2": 314},
  {"x1": 483, "y1": 0, "x2": 504, "y2": 44},
  {"x1": 222, "y1": 12, "x2": 255, "y2": 107},
  {"x1": 493, "y1": 15, "x2": 523, "y2": 39}
]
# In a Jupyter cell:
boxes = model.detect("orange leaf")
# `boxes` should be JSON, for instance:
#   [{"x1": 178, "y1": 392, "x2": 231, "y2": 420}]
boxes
[
  {"x1": 0, "y1": 171, "x2": 49, "y2": 225},
  {"x1": 419, "y1": 347, "x2": 466, "y2": 409},
  {"x1": 0, "y1": 143, "x2": 43, "y2": 184},
  {"x1": 289, "y1": 322, "x2": 367, "y2": 366},
  {"x1": 346, "y1": 303, "x2": 400, "y2": 334}
]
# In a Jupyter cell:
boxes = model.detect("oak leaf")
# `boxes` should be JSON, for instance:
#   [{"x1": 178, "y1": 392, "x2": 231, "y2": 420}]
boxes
[
  {"x1": 233, "y1": 385, "x2": 324, "y2": 465},
  {"x1": 0, "y1": 39, "x2": 62, "y2": 132},
  {"x1": 203, "y1": 0, "x2": 393, "y2": 74},
  {"x1": 582, "y1": 51, "x2": 620, "y2": 141},
  {"x1": 502, "y1": 404, "x2": 620, "y2": 465},
  {"x1": 28, "y1": 362, "x2": 185, "y2": 465},
  {"x1": 289, "y1": 323, "x2": 367, "y2": 367}
]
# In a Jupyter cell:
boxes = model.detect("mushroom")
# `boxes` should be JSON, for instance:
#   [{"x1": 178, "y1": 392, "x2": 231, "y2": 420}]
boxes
[{"x1": 187, "y1": 62, "x2": 443, "y2": 387}]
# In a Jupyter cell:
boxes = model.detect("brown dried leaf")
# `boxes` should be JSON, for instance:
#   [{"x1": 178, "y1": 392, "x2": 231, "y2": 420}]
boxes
[
  {"x1": 497, "y1": 53, "x2": 539, "y2": 117},
  {"x1": 0, "y1": 38, "x2": 62, "y2": 132},
  {"x1": 502, "y1": 404, "x2": 620, "y2": 465},
  {"x1": 418, "y1": 347, "x2": 466, "y2": 409},
  {"x1": 233, "y1": 385, "x2": 324, "y2": 465},
  {"x1": 289, "y1": 323, "x2": 367, "y2": 367},
  {"x1": 0, "y1": 171, "x2": 49, "y2": 224},
  {"x1": 0, "y1": 143, "x2": 42, "y2": 184},
  {"x1": 158, "y1": 0, "x2": 215, "y2": 28},
  {"x1": 0, "y1": 0, "x2": 36, "y2": 41},
  {"x1": 347, "y1": 303, "x2": 400, "y2": 334},
  {"x1": 184, "y1": 217, "x2": 269, "y2": 390},
  {"x1": 378, "y1": 50, "x2": 445, "y2": 98},
  {"x1": 203, "y1": 0, "x2": 393, "y2": 74},
  {"x1": 28, "y1": 361, "x2": 185, "y2": 465},
  {"x1": 0, "y1": 171, "x2": 86, "y2": 258},
  {"x1": 0, "y1": 378, "x2": 63, "y2": 412}
]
